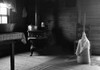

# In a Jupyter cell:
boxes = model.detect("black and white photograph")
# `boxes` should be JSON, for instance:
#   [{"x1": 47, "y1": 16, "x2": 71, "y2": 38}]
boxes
[{"x1": 0, "y1": 0, "x2": 100, "y2": 70}]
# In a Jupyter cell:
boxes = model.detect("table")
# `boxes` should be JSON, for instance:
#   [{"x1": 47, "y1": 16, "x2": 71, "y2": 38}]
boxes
[{"x1": 0, "y1": 32, "x2": 26, "y2": 70}]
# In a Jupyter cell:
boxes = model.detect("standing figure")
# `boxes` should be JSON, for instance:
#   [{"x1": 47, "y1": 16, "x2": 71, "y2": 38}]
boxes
[{"x1": 75, "y1": 32, "x2": 91, "y2": 64}]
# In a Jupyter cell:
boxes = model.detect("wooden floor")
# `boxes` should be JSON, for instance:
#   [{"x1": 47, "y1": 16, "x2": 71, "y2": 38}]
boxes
[
  {"x1": 0, "y1": 52, "x2": 56, "y2": 70},
  {"x1": 0, "y1": 52, "x2": 100, "y2": 70}
]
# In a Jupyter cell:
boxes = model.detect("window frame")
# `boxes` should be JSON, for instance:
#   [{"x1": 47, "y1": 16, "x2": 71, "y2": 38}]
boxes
[{"x1": 0, "y1": 7, "x2": 8, "y2": 24}]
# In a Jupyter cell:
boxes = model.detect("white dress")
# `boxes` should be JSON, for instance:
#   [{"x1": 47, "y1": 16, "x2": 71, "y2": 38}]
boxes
[{"x1": 75, "y1": 32, "x2": 91, "y2": 64}]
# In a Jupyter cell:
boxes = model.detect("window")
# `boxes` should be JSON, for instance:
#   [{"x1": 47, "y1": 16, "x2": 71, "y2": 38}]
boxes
[
  {"x1": 0, "y1": 16, "x2": 7, "y2": 23},
  {"x1": 0, "y1": 4, "x2": 8, "y2": 24}
]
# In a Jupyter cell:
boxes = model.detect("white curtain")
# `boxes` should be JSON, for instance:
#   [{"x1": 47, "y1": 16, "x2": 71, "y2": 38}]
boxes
[{"x1": 3, "y1": 0, "x2": 16, "y2": 12}]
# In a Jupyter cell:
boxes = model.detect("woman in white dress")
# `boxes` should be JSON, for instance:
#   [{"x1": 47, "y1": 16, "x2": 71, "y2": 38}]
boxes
[{"x1": 75, "y1": 32, "x2": 91, "y2": 64}]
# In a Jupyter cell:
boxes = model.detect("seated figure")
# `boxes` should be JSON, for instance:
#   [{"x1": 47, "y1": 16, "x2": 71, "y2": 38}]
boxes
[{"x1": 75, "y1": 32, "x2": 91, "y2": 64}]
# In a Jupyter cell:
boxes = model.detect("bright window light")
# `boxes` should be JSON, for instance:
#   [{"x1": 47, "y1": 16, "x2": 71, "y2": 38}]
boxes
[
  {"x1": 2, "y1": 16, "x2": 7, "y2": 24},
  {"x1": 0, "y1": 16, "x2": 7, "y2": 24},
  {"x1": 0, "y1": 3, "x2": 8, "y2": 8},
  {"x1": 0, "y1": 7, "x2": 7, "y2": 15},
  {"x1": 0, "y1": 3, "x2": 8, "y2": 24},
  {"x1": 0, "y1": 17, "x2": 1, "y2": 23},
  {"x1": 0, "y1": 3, "x2": 12, "y2": 24},
  {"x1": 0, "y1": 3, "x2": 12, "y2": 9}
]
